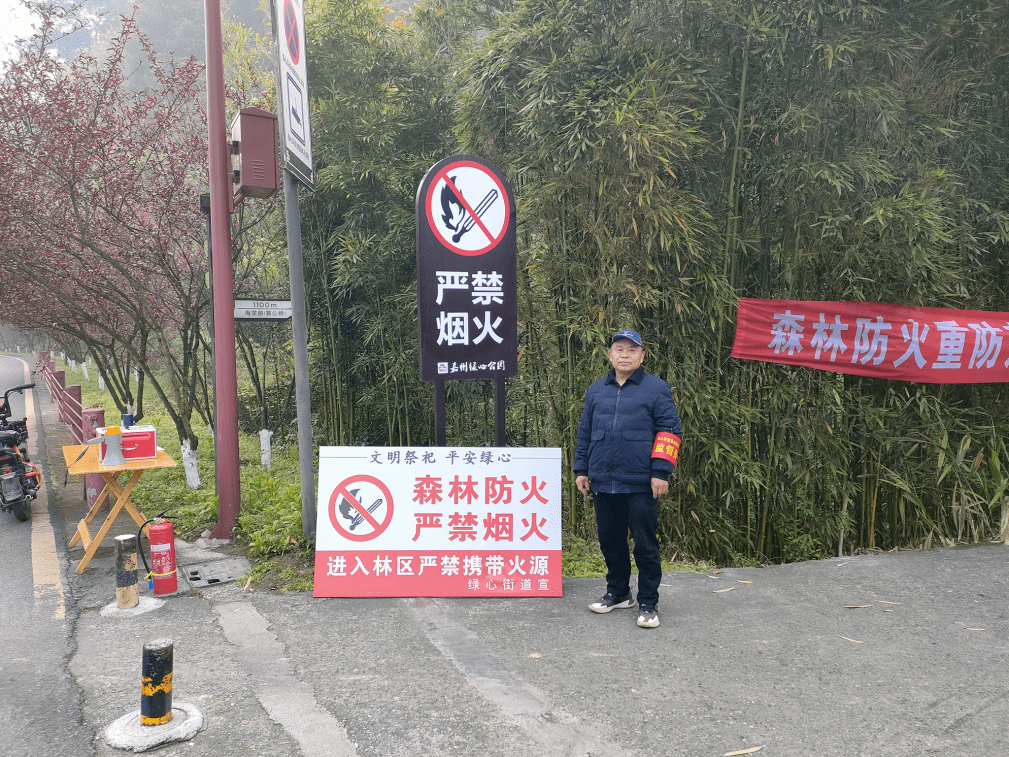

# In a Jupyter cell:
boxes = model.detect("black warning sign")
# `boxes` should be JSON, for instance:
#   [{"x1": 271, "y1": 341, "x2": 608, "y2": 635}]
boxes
[{"x1": 416, "y1": 155, "x2": 517, "y2": 382}]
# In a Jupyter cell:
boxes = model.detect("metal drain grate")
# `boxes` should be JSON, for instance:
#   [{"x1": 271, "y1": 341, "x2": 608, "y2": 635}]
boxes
[{"x1": 182, "y1": 557, "x2": 251, "y2": 588}]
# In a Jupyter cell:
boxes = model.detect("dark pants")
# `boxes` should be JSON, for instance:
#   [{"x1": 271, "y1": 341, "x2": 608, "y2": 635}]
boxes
[{"x1": 592, "y1": 491, "x2": 661, "y2": 607}]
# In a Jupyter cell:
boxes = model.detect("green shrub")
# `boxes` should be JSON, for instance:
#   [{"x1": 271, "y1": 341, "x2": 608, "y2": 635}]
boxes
[{"x1": 237, "y1": 470, "x2": 305, "y2": 557}]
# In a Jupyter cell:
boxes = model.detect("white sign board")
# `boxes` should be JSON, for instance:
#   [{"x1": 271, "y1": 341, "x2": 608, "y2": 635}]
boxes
[
  {"x1": 271, "y1": 0, "x2": 314, "y2": 187},
  {"x1": 234, "y1": 299, "x2": 293, "y2": 321},
  {"x1": 314, "y1": 447, "x2": 563, "y2": 597}
]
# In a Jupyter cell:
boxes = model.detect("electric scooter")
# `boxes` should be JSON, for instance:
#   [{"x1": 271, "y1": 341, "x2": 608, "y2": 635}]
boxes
[{"x1": 0, "y1": 384, "x2": 41, "y2": 521}]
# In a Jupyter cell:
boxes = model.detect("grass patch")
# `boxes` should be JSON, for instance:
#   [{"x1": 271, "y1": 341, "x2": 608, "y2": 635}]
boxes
[
  {"x1": 245, "y1": 551, "x2": 315, "y2": 592},
  {"x1": 562, "y1": 536, "x2": 608, "y2": 577},
  {"x1": 563, "y1": 535, "x2": 720, "y2": 578},
  {"x1": 237, "y1": 469, "x2": 305, "y2": 557}
]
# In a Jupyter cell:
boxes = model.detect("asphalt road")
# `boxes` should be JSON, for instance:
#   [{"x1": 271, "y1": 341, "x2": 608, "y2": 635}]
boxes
[
  {"x1": 0, "y1": 355, "x2": 91, "y2": 756},
  {"x1": 64, "y1": 546, "x2": 1009, "y2": 757},
  {"x1": 10, "y1": 352, "x2": 1009, "y2": 756}
]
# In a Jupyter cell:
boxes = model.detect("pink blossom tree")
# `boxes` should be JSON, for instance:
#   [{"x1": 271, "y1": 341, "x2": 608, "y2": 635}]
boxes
[{"x1": 0, "y1": 8, "x2": 215, "y2": 486}]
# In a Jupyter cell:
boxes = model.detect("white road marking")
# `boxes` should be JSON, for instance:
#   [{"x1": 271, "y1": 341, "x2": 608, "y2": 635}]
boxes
[
  {"x1": 215, "y1": 600, "x2": 358, "y2": 756},
  {"x1": 13, "y1": 356, "x2": 66, "y2": 619},
  {"x1": 404, "y1": 597, "x2": 627, "y2": 757}
]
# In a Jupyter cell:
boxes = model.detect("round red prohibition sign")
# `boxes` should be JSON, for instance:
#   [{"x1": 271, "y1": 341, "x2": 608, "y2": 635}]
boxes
[
  {"x1": 425, "y1": 161, "x2": 511, "y2": 256},
  {"x1": 328, "y1": 475, "x2": 394, "y2": 542},
  {"x1": 283, "y1": 0, "x2": 300, "y2": 65}
]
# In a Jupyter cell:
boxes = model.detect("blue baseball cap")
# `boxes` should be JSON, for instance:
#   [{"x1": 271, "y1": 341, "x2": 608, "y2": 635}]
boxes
[{"x1": 611, "y1": 329, "x2": 643, "y2": 347}]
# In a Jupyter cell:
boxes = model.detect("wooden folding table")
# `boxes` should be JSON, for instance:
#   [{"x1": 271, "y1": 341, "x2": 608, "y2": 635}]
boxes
[{"x1": 62, "y1": 444, "x2": 178, "y2": 574}]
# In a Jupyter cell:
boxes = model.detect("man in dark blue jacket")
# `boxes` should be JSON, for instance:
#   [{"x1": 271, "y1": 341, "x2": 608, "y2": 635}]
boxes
[{"x1": 575, "y1": 329, "x2": 681, "y2": 628}]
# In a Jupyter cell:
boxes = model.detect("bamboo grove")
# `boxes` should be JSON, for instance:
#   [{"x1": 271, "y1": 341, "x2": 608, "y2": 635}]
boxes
[{"x1": 291, "y1": 0, "x2": 1009, "y2": 563}]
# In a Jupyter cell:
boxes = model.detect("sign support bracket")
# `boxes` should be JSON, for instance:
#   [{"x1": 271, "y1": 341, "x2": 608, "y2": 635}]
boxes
[
  {"x1": 495, "y1": 377, "x2": 506, "y2": 447},
  {"x1": 435, "y1": 381, "x2": 446, "y2": 446}
]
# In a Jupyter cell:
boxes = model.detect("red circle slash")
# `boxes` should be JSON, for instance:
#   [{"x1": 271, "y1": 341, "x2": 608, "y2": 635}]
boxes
[
  {"x1": 327, "y1": 475, "x2": 394, "y2": 542},
  {"x1": 283, "y1": 0, "x2": 301, "y2": 65},
  {"x1": 425, "y1": 160, "x2": 511, "y2": 256}
]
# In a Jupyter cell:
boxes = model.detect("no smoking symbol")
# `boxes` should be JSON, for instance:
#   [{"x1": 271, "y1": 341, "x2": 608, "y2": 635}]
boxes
[
  {"x1": 328, "y1": 475, "x2": 394, "y2": 542},
  {"x1": 283, "y1": 0, "x2": 300, "y2": 65}
]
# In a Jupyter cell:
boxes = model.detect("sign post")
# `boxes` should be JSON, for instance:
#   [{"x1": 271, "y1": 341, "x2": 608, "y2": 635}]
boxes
[
  {"x1": 271, "y1": 0, "x2": 316, "y2": 538},
  {"x1": 204, "y1": 0, "x2": 242, "y2": 538},
  {"x1": 416, "y1": 155, "x2": 518, "y2": 445}
]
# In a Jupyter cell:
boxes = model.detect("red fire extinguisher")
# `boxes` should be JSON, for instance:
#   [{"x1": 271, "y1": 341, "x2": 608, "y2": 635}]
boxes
[{"x1": 139, "y1": 511, "x2": 178, "y2": 595}]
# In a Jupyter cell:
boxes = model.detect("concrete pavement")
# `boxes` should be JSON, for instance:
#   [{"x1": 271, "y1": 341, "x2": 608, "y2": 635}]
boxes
[{"x1": 30, "y1": 365, "x2": 1009, "y2": 757}]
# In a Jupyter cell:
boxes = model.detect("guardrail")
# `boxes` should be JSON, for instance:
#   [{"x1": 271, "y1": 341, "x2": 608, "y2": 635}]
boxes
[
  {"x1": 65, "y1": 385, "x2": 84, "y2": 443},
  {"x1": 33, "y1": 350, "x2": 49, "y2": 376},
  {"x1": 39, "y1": 352, "x2": 56, "y2": 398},
  {"x1": 37, "y1": 351, "x2": 88, "y2": 444},
  {"x1": 36, "y1": 351, "x2": 106, "y2": 505}
]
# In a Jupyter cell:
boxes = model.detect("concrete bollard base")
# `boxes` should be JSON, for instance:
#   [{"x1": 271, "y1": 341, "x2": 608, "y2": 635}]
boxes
[
  {"x1": 104, "y1": 701, "x2": 204, "y2": 752},
  {"x1": 99, "y1": 596, "x2": 164, "y2": 618}
]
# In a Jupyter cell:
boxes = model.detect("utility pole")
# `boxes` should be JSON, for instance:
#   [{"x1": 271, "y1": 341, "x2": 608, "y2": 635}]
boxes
[{"x1": 204, "y1": 0, "x2": 242, "y2": 538}]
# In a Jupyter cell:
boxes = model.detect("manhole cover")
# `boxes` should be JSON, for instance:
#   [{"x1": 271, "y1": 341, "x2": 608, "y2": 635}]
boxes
[{"x1": 182, "y1": 557, "x2": 251, "y2": 588}]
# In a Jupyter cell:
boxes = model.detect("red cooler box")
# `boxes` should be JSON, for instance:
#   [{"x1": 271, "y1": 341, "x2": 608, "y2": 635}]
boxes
[{"x1": 96, "y1": 425, "x2": 158, "y2": 460}]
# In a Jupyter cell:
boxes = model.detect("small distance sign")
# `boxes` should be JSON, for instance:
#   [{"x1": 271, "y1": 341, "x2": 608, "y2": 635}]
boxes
[
  {"x1": 425, "y1": 160, "x2": 511, "y2": 256},
  {"x1": 234, "y1": 299, "x2": 293, "y2": 321}
]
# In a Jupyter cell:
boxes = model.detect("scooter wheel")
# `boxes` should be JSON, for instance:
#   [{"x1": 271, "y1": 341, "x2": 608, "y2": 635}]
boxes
[{"x1": 11, "y1": 499, "x2": 29, "y2": 522}]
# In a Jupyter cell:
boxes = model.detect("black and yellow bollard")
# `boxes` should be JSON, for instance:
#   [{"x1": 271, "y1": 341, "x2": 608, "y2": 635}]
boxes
[
  {"x1": 114, "y1": 535, "x2": 139, "y2": 609},
  {"x1": 141, "y1": 639, "x2": 173, "y2": 726},
  {"x1": 104, "y1": 637, "x2": 203, "y2": 749}
]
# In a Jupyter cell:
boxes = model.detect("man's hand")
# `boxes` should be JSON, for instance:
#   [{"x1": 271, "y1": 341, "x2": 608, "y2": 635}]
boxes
[
  {"x1": 651, "y1": 477, "x2": 668, "y2": 499},
  {"x1": 576, "y1": 475, "x2": 591, "y2": 494}
]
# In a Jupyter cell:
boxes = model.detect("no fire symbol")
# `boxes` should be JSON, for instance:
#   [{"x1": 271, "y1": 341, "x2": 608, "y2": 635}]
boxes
[
  {"x1": 425, "y1": 160, "x2": 511, "y2": 256},
  {"x1": 327, "y1": 475, "x2": 394, "y2": 542}
]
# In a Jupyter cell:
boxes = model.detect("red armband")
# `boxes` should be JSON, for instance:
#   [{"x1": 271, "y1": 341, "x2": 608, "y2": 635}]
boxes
[{"x1": 651, "y1": 431, "x2": 681, "y2": 465}]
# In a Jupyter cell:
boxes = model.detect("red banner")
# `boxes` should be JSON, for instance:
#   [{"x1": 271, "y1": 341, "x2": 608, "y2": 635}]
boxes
[{"x1": 731, "y1": 298, "x2": 1009, "y2": 383}]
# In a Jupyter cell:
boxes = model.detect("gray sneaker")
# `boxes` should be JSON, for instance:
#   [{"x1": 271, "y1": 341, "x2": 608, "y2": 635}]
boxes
[
  {"x1": 589, "y1": 592, "x2": 634, "y2": 614},
  {"x1": 637, "y1": 604, "x2": 660, "y2": 628}
]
